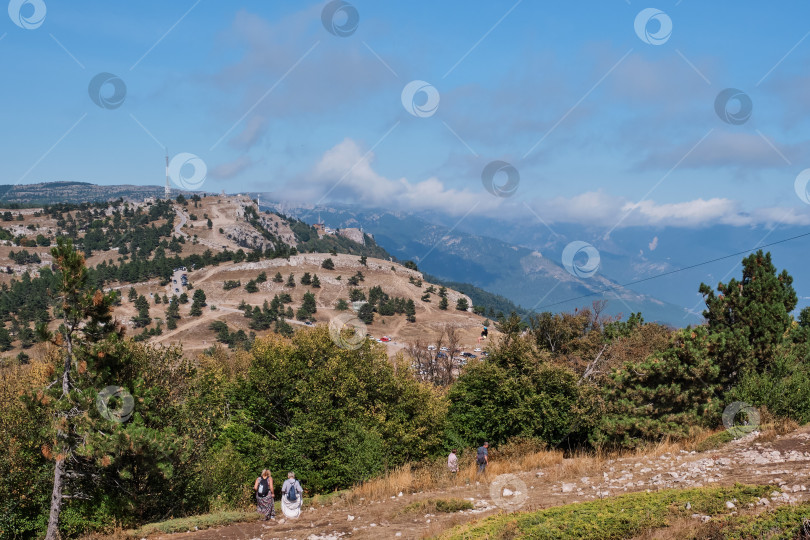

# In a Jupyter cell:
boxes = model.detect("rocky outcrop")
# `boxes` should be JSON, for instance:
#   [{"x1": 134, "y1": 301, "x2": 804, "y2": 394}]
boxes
[{"x1": 337, "y1": 227, "x2": 368, "y2": 245}]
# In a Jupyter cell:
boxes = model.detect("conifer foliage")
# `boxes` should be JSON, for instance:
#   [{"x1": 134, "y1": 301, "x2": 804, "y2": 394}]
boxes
[{"x1": 39, "y1": 238, "x2": 122, "y2": 539}]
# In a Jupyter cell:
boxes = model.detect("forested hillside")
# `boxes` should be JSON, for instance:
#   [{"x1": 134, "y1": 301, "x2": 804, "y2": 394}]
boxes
[{"x1": 3, "y1": 240, "x2": 810, "y2": 537}]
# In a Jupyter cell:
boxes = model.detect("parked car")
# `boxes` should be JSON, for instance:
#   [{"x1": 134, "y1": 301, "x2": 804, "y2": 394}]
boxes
[
  {"x1": 427, "y1": 345, "x2": 436, "y2": 351},
  {"x1": 436, "y1": 352, "x2": 447, "y2": 359},
  {"x1": 380, "y1": 336, "x2": 391, "y2": 342},
  {"x1": 474, "y1": 347, "x2": 482, "y2": 352},
  {"x1": 440, "y1": 346, "x2": 449, "y2": 352}
]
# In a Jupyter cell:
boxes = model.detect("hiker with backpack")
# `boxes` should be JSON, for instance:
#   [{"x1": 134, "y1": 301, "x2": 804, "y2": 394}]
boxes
[
  {"x1": 253, "y1": 469, "x2": 276, "y2": 521},
  {"x1": 280, "y1": 471, "x2": 303, "y2": 519},
  {"x1": 447, "y1": 449, "x2": 459, "y2": 475},
  {"x1": 476, "y1": 442, "x2": 489, "y2": 475}
]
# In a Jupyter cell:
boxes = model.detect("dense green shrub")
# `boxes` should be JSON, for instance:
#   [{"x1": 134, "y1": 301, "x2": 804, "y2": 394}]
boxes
[
  {"x1": 235, "y1": 328, "x2": 446, "y2": 493},
  {"x1": 446, "y1": 321, "x2": 598, "y2": 448},
  {"x1": 727, "y1": 348, "x2": 810, "y2": 424},
  {"x1": 594, "y1": 327, "x2": 721, "y2": 448}
]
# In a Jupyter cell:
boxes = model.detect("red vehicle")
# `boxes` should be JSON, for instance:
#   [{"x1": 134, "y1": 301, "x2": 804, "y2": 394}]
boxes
[{"x1": 380, "y1": 336, "x2": 391, "y2": 342}]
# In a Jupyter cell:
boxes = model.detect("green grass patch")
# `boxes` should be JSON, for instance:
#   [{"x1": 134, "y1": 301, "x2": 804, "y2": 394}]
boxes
[
  {"x1": 437, "y1": 484, "x2": 776, "y2": 540},
  {"x1": 704, "y1": 501, "x2": 810, "y2": 539},
  {"x1": 127, "y1": 510, "x2": 256, "y2": 536},
  {"x1": 125, "y1": 490, "x2": 345, "y2": 537},
  {"x1": 693, "y1": 429, "x2": 737, "y2": 452},
  {"x1": 402, "y1": 498, "x2": 474, "y2": 515}
]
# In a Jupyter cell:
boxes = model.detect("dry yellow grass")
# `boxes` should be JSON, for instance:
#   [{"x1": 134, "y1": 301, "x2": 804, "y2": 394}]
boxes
[{"x1": 341, "y1": 433, "x2": 714, "y2": 507}]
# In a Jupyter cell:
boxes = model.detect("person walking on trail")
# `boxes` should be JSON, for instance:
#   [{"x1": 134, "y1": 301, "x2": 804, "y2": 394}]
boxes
[
  {"x1": 448, "y1": 449, "x2": 459, "y2": 474},
  {"x1": 253, "y1": 469, "x2": 276, "y2": 521},
  {"x1": 281, "y1": 471, "x2": 304, "y2": 519},
  {"x1": 476, "y1": 442, "x2": 489, "y2": 474}
]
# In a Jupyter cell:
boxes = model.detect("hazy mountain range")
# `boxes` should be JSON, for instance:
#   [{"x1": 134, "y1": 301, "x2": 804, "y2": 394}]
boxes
[{"x1": 269, "y1": 203, "x2": 708, "y2": 326}]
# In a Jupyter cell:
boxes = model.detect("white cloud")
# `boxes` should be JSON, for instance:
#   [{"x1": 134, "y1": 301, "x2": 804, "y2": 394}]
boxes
[
  {"x1": 300, "y1": 138, "x2": 498, "y2": 214},
  {"x1": 281, "y1": 138, "x2": 810, "y2": 229},
  {"x1": 649, "y1": 236, "x2": 658, "y2": 251}
]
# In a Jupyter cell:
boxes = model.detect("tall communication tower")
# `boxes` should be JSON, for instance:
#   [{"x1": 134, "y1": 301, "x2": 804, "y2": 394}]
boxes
[{"x1": 164, "y1": 150, "x2": 171, "y2": 199}]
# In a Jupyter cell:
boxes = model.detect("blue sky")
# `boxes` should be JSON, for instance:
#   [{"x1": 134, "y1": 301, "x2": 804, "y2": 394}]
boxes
[{"x1": 2, "y1": 0, "x2": 810, "y2": 231}]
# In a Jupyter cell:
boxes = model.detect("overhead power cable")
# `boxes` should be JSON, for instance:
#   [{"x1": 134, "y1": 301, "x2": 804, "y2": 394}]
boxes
[{"x1": 535, "y1": 230, "x2": 810, "y2": 310}]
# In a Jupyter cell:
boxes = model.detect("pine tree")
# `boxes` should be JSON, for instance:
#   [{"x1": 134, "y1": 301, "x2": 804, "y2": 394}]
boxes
[
  {"x1": 301, "y1": 292, "x2": 317, "y2": 316},
  {"x1": 699, "y1": 250, "x2": 798, "y2": 379},
  {"x1": 286, "y1": 274, "x2": 296, "y2": 287},
  {"x1": 189, "y1": 289, "x2": 207, "y2": 316},
  {"x1": 39, "y1": 238, "x2": 123, "y2": 539},
  {"x1": 456, "y1": 298, "x2": 469, "y2": 311},
  {"x1": 273, "y1": 271, "x2": 284, "y2": 283},
  {"x1": 405, "y1": 299, "x2": 416, "y2": 322},
  {"x1": 165, "y1": 296, "x2": 180, "y2": 329},
  {"x1": 359, "y1": 255, "x2": 367, "y2": 266},
  {"x1": 311, "y1": 274, "x2": 321, "y2": 288},
  {"x1": 358, "y1": 302, "x2": 374, "y2": 324},
  {"x1": 0, "y1": 326, "x2": 12, "y2": 351},
  {"x1": 192, "y1": 289, "x2": 206, "y2": 306},
  {"x1": 132, "y1": 294, "x2": 152, "y2": 327},
  {"x1": 321, "y1": 258, "x2": 335, "y2": 270},
  {"x1": 301, "y1": 272, "x2": 312, "y2": 285},
  {"x1": 439, "y1": 296, "x2": 449, "y2": 310}
]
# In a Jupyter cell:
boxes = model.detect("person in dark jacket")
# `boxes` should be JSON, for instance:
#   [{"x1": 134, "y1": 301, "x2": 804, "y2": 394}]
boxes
[{"x1": 476, "y1": 442, "x2": 489, "y2": 474}]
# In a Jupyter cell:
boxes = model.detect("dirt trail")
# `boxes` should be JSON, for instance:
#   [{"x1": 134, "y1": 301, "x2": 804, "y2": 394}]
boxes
[{"x1": 149, "y1": 426, "x2": 810, "y2": 540}]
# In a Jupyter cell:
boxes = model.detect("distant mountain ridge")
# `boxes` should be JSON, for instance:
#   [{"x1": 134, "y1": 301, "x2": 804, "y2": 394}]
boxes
[
  {"x1": 0, "y1": 182, "x2": 205, "y2": 205},
  {"x1": 268, "y1": 202, "x2": 701, "y2": 326}
]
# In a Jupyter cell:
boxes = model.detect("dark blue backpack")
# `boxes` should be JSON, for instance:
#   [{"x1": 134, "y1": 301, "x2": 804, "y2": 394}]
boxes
[{"x1": 287, "y1": 481, "x2": 298, "y2": 502}]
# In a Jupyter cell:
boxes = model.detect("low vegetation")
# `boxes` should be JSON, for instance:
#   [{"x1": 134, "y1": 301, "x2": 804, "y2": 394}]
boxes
[
  {"x1": 439, "y1": 484, "x2": 775, "y2": 539},
  {"x1": 401, "y1": 498, "x2": 473, "y2": 515}
]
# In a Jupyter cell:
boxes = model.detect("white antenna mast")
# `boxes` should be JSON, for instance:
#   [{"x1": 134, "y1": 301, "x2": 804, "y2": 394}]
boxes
[{"x1": 164, "y1": 149, "x2": 170, "y2": 199}]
